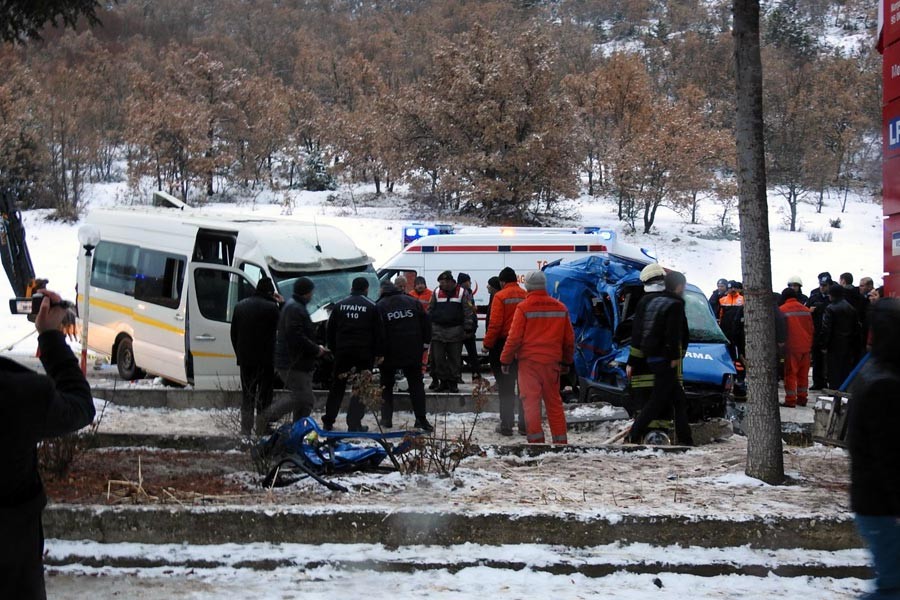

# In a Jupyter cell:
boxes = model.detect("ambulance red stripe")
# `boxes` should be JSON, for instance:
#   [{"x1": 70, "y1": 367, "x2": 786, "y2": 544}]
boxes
[{"x1": 405, "y1": 244, "x2": 607, "y2": 253}]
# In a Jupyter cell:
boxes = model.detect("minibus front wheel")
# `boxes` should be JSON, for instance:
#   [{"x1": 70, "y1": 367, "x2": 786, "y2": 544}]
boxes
[{"x1": 116, "y1": 335, "x2": 145, "y2": 381}]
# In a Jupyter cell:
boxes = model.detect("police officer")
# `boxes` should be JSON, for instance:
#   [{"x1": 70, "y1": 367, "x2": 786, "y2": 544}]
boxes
[
  {"x1": 377, "y1": 281, "x2": 434, "y2": 432},
  {"x1": 324, "y1": 277, "x2": 384, "y2": 431},
  {"x1": 806, "y1": 272, "x2": 833, "y2": 390}
]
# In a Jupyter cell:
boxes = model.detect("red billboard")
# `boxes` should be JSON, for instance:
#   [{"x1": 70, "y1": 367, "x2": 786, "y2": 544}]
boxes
[
  {"x1": 885, "y1": 41, "x2": 900, "y2": 103},
  {"x1": 885, "y1": 157, "x2": 900, "y2": 215},
  {"x1": 885, "y1": 0, "x2": 900, "y2": 50}
]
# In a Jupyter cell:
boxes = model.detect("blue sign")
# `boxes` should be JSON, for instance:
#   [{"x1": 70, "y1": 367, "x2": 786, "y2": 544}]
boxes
[{"x1": 890, "y1": 117, "x2": 900, "y2": 150}]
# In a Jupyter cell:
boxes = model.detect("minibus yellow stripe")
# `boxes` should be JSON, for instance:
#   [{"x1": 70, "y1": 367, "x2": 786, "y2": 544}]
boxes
[
  {"x1": 79, "y1": 294, "x2": 185, "y2": 335},
  {"x1": 191, "y1": 351, "x2": 236, "y2": 359}
]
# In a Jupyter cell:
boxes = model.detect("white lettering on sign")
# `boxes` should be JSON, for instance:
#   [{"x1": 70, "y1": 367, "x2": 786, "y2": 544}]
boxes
[
  {"x1": 684, "y1": 351, "x2": 714, "y2": 361},
  {"x1": 893, "y1": 232, "x2": 900, "y2": 257},
  {"x1": 894, "y1": 64, "x2": 900, "y2": 79},
  {"x1": 891, "y1": 119, "x2": 900, "y2": 149}
]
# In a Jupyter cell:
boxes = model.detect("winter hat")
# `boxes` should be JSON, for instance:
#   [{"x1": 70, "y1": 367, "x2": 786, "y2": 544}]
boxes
[
  {"x1": 717, "y1": 278, "x2": 728, "y2": 286},
  {"x1": 437, "y1": 270, "x2": 454, "y2": 283},
  {"x1": 524, "y1": 270, "x2": 547, "y2": 292},
  {"x1": 487, "y1": 276, "x2": 502, "y2": 292},
  {"x1": 457, "y1": 272, "x2": 471, "y2": 285},
  {"x1": 498, "y1": 267, "x2": 517, "y2": 283},
  {"x1": 256, "y1": 277, "x2": 275, "y2": 295},
  {"x1": 351, "y1": 277, "x2": 370, "y2": 293},
  {"x1": 293, "y1": 277, "x2": 315, "y2": 297},
  {"x1": 728, "y1": 280, "x2": 743, "y2": 291}
]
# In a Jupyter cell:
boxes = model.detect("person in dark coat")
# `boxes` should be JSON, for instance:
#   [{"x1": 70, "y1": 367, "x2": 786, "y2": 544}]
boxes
[
  {"x1": 457, "y1": 272, "x2": 481, "y2": 382},
  {"x1": 265, "y1": 277, "x2": 327, "y2": 430},
  {"x1": 806, "y1": 272, "x2": 833, "y2": 390},
  {"x1": 323, "y1": 277, "x2": 384, "y2": 432},
  {"x1": 627, "y1": 271, "x2": 694, "y2": 446},
  {"x1": 230, "y1": 277, "x2": 282, "y2": 436},
  {"x1": 428, "y1": 271, "x2": 475, "y2": 393},
  {"x1": 820, "y1": 284, "x2": 861, "y2": 390},
  {"x1": 718, "y1": 281, "x2": 745, "y2": 360},
  {"x1": 1, "y1": 290, "x2": 95, "y2": 599},
  {"x1": 847, "y1": 298, "x2": 900, "y2": 598},
  {"x1": 708, "y1": 278, "x2": 728, "y2": 315},
  {"x1": 377, "y1": 282, "x2": 434, "y2": 432}
]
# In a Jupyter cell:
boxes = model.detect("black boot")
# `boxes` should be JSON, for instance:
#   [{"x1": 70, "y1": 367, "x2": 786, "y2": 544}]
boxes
[{"x1": 415, "y1": 418, "x2": 435, "y2": 433}]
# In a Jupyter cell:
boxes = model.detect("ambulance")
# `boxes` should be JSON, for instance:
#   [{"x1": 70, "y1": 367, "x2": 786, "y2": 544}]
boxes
[
  {"x1": 377, "y1": 224, "x2": 656, "y2": 339},
  {"x1": 76, "y1": 191, "x2": 377, "y2": 388}
]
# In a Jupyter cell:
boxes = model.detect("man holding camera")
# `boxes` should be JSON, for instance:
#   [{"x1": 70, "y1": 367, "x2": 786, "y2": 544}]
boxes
[{"x1": 1, "y1": 290, "x2": 95, "y2": 599}]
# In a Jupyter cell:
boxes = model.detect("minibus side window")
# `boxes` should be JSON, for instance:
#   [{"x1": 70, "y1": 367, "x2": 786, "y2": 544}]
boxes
[
  {"x1": 92, "y1": 241, "x2": 138, "y2": 296},
  {"x1": 239, "y1": 262, "x2": 264, "y2": 284},
  {"x1": 194, "y1": 268, "x2": 254, "y2": 322},
  {"x1": 135, "y1": 249, "x2": 186, "y2": 309}
]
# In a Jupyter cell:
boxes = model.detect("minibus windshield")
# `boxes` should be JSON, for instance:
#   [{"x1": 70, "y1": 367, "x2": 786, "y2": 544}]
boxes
[{"x1": 271, "y1": 265, "x2": 381, "y2": 315}]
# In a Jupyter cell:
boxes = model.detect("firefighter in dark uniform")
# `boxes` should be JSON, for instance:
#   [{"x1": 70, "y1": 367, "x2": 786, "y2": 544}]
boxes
[
  {"x1": 323, "y1": 277, "x2": 384, "y2": 432},
  {"x1": 376, "y1": 281, "x2": 434, "y2": 432}
]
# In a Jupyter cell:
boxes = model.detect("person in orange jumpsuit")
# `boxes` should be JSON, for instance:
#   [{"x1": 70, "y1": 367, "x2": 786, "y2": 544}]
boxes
[
  {"x1": 483, "y1": 267, "x2": 527, "y2": 436},
  {"x1": 409, "y1": 276, "x2": 433, "y2": 312},
  {"x1": 780, "y1": 287, "x2": 814, "y2": 407},
  {"x1": 499, "y1": 270, "x2": 574, "y2": 444}
]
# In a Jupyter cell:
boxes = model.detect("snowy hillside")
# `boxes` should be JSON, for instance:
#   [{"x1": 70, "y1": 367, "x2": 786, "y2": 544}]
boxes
[{"x1": 0, "y1": 182, "x2": 882, "y2": 355}]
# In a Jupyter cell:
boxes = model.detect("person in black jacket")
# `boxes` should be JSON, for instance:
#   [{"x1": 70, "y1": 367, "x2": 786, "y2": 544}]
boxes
[
  {"x1": 230, "y1": 277, "x2": 282, "y2": 436},
  {"x1": 1, "y1": 290, "x2": 95, "y2": 599},
  {"x1": 377, "y1": 282, "x2": 434, "y2": 432},
  {"x1": 847, "y1": 298, "x2": 900, "y2": 598},
  {"x1": 806, "y1": 272, "x2": 833, "y2": 390},
  {"x1": 821, "y1": 284, "x2": 861, "y2": 390},
  {"x1": 627, "y1": 271, "x2": 693, "y2": 446},
  {"x1": 457, "y1": 272, "x2": 481, "y2": 382},
  {"x1": 265, "y1": 277, "x2": 327, "y2": 430},
  {"x1": 323, "y1": 277, "x2": 384, "y2": 432},
  {"x1": 708, "y1": 278, "x2": 728, "y2": 315}
]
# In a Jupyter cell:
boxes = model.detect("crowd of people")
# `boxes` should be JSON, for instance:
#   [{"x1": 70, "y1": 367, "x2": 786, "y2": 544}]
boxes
[
  {"x1": 229, "y1": 267, "x2": 575, "y2": 444},
  {"x1": 708, "y1": 272, "x2": 881, "y2": 406}
]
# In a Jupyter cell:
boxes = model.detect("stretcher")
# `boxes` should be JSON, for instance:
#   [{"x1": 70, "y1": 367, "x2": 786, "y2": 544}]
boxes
[{"x1": 255, "y1": 417, "x2": 423, "y2": 492}]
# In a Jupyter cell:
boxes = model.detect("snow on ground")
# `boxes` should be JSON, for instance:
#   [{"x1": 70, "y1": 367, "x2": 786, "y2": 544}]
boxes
[{"x1": 45, "y1": 564, "x2": 869, "y2": 599}]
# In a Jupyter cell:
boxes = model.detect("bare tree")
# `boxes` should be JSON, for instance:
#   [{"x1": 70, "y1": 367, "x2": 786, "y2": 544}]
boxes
[{"x1": 733, "y1": 0, "x2": 784, "y2": 484}]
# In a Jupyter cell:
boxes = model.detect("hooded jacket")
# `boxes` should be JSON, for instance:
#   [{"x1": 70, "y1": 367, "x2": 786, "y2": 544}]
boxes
[{"x1": 848, "y1": 299, "x2": 900, "y2": 516}]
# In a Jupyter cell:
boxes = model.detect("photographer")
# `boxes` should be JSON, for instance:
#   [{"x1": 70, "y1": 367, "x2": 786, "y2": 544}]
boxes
[{"x1": 1, "y1": 290, "x2": 95, "y2": 599}]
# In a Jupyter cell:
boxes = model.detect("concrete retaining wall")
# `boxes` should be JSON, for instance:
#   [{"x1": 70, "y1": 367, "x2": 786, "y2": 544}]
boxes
[{"x1": 44, "y1": 505, "x2": 862, "y2": 551}]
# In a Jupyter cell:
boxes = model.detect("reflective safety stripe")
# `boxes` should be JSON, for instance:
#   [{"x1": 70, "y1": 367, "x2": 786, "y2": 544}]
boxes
[
  {"x1": 783, "y1": 311, "x2": 811, "y2": 318},
  {"x1": 523, "y1": 310, "x2": 567, "y2": 318},
  {"x1": 552, "y1": 435, "x2": 568, "y2": 444},
  {"x1": 503, "y1": 298, "x2": 524, "y2": 304},
  {"x1": 435, "y1": 297, "x2": 462, "y2": 303},
  {"x1": 630, "y1": 347, "x2": 645, "y2": 358},
  {"x1": 526, "y1": 433, "x2": 545, "y2": 442}
]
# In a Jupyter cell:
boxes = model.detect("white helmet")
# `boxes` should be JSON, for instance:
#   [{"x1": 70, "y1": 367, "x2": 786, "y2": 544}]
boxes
[
  {"x1": 787, "y1": 275, "x2": 802, "y2": 286},
  {"x1": 639, "y1": 263, "x2": 666, "y2": 284}
]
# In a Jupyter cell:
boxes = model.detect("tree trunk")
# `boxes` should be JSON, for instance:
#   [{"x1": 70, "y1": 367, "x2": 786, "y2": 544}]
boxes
[
  {"x1": 587, "y1": 152, "x2": 595, "y2": 196},
  {"x1": 790, "y1": 188, "x2": 798, "y2": 232},
  {"x1": 733, "y1": 0, "x2": 784, "y2": 484},
  {"x1": 691, "y1": 191, "x2": 699, "y2": 225}
]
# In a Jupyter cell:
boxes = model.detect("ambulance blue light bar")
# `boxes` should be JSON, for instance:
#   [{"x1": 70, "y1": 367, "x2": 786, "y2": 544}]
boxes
[{"x1": 402, "y1": 223, "x2": 454, "y2": 247}]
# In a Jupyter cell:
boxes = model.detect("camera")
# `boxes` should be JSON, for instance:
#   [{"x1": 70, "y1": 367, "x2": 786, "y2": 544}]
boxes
[{"x1": 8, "y1": 293, "x2": 74, "y2": 316}]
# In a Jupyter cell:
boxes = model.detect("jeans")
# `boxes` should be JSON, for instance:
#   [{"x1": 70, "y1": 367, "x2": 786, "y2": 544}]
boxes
[{"x1": 856, "y1": 515, "x2": 900, "y2": 599}]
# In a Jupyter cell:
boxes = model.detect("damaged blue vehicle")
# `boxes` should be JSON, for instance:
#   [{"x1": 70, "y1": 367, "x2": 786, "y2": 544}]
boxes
[{"x1": 544, "y1": 255, "x2": 736, "y2": 422}]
